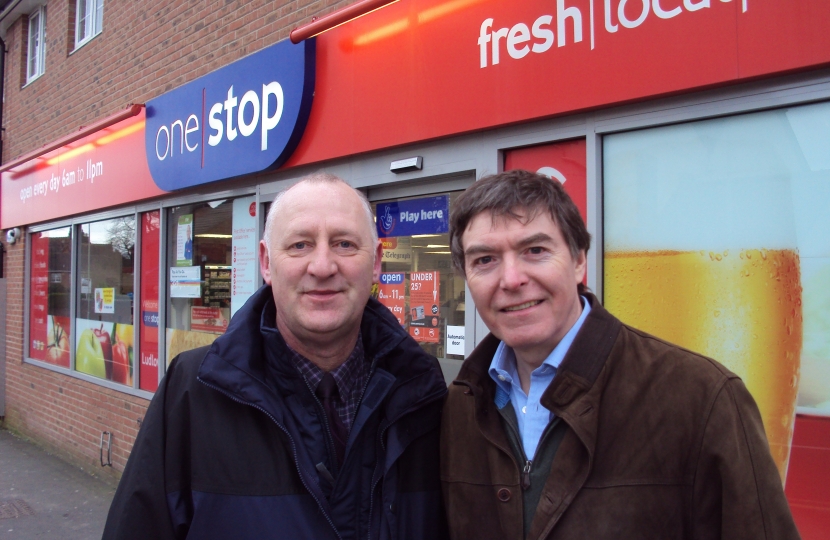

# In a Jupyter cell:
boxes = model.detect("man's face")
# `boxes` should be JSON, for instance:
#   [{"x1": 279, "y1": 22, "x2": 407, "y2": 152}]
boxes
[
  {"x1": 461, "y1": 209, "x2": 586, "y2": 364},
  {"x1": 259, "y1": 182, "x2": 382, "y2": 348}
]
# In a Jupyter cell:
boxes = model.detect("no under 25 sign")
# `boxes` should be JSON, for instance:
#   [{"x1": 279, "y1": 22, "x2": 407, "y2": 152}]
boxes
[{"x1": 145, "y1": 39, "x2": 315, "y2": 191}]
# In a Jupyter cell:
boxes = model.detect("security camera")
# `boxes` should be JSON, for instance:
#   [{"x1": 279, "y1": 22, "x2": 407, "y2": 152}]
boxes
[{"x1": 5, "y1": 228, "x2": 21, "y2": 244}]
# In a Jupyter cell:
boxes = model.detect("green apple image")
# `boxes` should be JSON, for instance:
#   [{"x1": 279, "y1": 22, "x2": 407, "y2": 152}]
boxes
[{"x1": 76, "y1": 328, "x2": 107, "y2": 379}]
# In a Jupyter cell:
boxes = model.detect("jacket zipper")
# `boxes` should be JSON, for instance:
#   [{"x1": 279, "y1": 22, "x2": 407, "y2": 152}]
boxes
[
  {"x1": 198, "y1": 378, "x2": 343, "y2": 540},
  {"x1": 522, "y1": 460, "x2": 533, "y2": 491},
  {"x1": 367, "y1": 383, "x2": 447, "y2": 540},
  {"x1": 298, "y1": 375, "x2": 342, "y2": 477}
]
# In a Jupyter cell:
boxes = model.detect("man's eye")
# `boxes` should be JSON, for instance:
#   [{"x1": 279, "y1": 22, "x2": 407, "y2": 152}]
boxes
[
  {"x1": 338, "y1": 241, "x2": 354, "y2": 249},
  {"x1": 528, "y1": 247, "x2": 544, "y2": 255},
  {"x1": 473, "y1": 256, "x2": 493, "y2": 266},
  {"x1": 292, "y1": 242, "x2": 307, "y2": 250}
]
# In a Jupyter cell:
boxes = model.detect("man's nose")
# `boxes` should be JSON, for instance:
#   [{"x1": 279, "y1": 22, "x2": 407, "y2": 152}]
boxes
[
  {"x1": 307, "y1": 245, "x2": 338, "y2": 277},
  {"x1": 499, "y1": 255, "x2": 528, "y2": 290}
]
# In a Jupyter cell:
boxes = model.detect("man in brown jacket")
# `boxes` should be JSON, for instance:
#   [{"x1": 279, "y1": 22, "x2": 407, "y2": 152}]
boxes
[{"x1": 441, "y1": 169, "x2": 800, "y2": 539}]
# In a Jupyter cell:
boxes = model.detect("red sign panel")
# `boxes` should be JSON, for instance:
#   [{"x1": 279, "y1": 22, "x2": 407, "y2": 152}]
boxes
[
  {"x1": 139, "y1": 211, "x2": 160, "y2": 392},
  {"x1": 1, "y1": 110, "x2": 167, "y2": 229},
  {"x1": 286, "y1": 0, "x2": 830, "y2": 168}
]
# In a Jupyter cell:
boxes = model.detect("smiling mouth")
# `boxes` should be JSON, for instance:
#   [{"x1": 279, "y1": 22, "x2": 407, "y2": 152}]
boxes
[{"x1": 502, "y1": 300, "x2": 542, "y2": 312}]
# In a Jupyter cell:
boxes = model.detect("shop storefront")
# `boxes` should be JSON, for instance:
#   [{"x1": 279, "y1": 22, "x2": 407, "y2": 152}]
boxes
[{"x1": 2, "y1": 0, "x2": 829, "y2": 536}]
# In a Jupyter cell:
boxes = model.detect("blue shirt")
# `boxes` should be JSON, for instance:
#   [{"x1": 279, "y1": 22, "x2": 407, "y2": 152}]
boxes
[{"x1": 488, "y1": 297, "x2": 591, "y2": 459}]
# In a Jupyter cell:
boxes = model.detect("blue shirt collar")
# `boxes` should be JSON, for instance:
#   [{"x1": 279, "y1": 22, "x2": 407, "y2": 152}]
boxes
[{"x1": 488, "y1": 296, "x2": 592, "y2": 400}]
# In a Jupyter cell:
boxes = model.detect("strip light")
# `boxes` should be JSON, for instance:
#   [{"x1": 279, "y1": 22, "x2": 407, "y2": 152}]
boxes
[{"x1": 290, "y1": 0, "x2": 400, "y2": 44}]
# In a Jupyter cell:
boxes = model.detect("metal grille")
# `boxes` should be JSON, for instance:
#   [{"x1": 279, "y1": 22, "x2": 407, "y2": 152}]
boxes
[{"x1": 0, "y1": 499, "x2": 35, "y2": 519}]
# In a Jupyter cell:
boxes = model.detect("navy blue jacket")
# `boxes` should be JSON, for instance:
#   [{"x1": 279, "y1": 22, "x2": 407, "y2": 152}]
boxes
[{"x1": 103, "y1": 286, "x2": 448, "y2": 540}]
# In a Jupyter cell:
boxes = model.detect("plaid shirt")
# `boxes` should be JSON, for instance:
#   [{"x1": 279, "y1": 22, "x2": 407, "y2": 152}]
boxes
[{"x1": 289, "y1": 333, "x2": 370, "y2": 433}]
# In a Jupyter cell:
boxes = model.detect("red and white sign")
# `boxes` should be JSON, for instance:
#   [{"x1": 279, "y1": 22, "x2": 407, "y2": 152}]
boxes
[
  {"x1": 190, "y1": 306, "x2": 230, "y2": 333},
  {"x1": 377, "y1": 272, "x2": 406, "y2": 326},
  {"x1": 139, "y1": 211, "x2": 160, "y2": 392},
  {"x1": 409, "y1": 271, "x2": 440, "y2": 343},
  {"x1": 1, "y1": 110, "x2": 166, "y2": 228},
  {"x1": 285, "y1": 0, "x2": 830, "y2": 167}
]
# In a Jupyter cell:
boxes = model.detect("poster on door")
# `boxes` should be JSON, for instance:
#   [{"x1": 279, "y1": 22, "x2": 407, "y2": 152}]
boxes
[
  {"x1": 409, "y1": 271, "x2": 440, "y2": 343},
  {"x1": 377, "y1": 272, "x2": 406, "y2": 326}
]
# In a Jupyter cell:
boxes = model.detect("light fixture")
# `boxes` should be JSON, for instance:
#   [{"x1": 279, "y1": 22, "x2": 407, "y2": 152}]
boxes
[
  {"x1": 195, "y1": 234, "x2": 232, "y2": 239},
  {"x1": 290, "y1": 0, "x2": 400, "y2": 44},
  {"x1": 390, "y1": 156, "x2": 423, "y2": 173},
  {"x1": 412, "y1": 234, "x2": 441, "y2": 238}
]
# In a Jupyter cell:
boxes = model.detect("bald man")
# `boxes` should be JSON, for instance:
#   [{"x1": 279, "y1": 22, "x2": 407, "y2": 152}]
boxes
[{"x1": 105, "y1": 173, "x2": 448, "y2": 540}]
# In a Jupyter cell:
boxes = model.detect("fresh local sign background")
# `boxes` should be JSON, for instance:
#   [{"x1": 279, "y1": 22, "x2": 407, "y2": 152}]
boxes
[
  {"x1": 146, "y1": 39, "x2": 315, "y2": 191},
  {"x1": 285, "y1": 0, "x2": 830, "y2": 167}
]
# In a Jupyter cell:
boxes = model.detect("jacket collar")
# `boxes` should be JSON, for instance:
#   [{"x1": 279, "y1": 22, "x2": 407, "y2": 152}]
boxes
[
  {"x1": 197, "y1": 284, "x2": 445, "y2": 419},
  {"x1": 454, "y1": 293, "x2": 620, "y2": 406}
]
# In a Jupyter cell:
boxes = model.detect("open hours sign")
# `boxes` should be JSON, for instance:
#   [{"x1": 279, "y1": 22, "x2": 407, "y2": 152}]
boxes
[{"x1": 378, "y1": 272, "x2": 406, "y2": 326}]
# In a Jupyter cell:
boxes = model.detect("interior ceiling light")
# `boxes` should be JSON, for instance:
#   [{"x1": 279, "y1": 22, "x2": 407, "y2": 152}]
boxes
[{"x1": 290, "y1": 0, "x2": 399, "y2": 44}]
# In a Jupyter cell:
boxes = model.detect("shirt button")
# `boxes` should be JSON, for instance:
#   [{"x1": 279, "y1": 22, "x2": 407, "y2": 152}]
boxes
[
  {"x1": 497, "y1": 488, "x2": 512, "y2": 502},
  {"x1": 521, "y1": 406, "x2": 527, "y2": 414},
  {"x1": 498, "y1": 375, "x2": 507, "y2": 381}
]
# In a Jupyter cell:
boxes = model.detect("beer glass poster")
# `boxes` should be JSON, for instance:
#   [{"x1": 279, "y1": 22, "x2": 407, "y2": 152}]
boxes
[{"x1": 603, "y1": 101, "x2": 830, "y2": 482}]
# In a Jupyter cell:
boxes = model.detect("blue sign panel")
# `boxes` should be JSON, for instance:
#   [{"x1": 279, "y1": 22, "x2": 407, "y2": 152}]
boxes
[
  {"x1": 376, "y1": 195, "x2": 449, "y2": 238},
  {"x1": 145, "y1": 39, "x2": 315, "y2": 191}
]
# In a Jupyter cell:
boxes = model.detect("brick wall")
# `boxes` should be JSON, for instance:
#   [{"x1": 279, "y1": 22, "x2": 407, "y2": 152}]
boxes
[{"x1": 1, "y1": 0, "x2": 348, "y2": 478}]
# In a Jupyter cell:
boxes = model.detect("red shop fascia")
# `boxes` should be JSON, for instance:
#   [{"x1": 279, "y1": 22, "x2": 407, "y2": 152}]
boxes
[{"x1": 1, "y1": 0, "x2": 829, "y2": 534}]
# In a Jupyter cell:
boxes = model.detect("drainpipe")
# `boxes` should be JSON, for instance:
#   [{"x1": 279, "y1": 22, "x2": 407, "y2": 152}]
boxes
[{"x1": 0, "y1": 36, "x2": 5, "y2": 164}]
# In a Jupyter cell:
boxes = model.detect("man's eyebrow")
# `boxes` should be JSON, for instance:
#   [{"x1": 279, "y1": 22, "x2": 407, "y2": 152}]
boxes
[
  {"x1": 514, "y1": 232, "x2": 554, "y2": 249},
  {"x1": 463, "y1": 244, "x2": 495, "y2": 257}
]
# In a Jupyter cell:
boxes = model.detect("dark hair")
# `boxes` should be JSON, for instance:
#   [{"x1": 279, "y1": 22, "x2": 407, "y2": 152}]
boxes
[{"x1": 450, "y1": 169, "x2": 591, "y2": 290}]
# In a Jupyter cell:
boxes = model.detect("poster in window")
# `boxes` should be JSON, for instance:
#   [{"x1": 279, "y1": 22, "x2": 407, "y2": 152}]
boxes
[
  {"x1": 377, "y1": 272, "x2": 406, "y2": 326},
  {"x1": 94, "y1": 287, "x2": 115, "y2": 314},
  {"x1": 231, "y1": 196, "x2": 258, "y2": 317},
  {"x1": 176, "y1": 214, "x2": 194, "y2": 266}
]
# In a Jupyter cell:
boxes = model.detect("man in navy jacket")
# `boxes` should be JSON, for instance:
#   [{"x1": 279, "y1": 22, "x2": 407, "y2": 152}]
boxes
[{"x1": 103, "y1": 173, "x2": 448, "y2": 539}]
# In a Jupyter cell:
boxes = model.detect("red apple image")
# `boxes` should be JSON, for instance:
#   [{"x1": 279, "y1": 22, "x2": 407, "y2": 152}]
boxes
[
  {"x1": 95, "y1": 324, "x2": 114, "y2": 380},
  {"x1": 112, "y1": 340, "x2": 130, "y2": 385}
]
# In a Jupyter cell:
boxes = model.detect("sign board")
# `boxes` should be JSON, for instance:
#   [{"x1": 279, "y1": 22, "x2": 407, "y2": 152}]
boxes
[
  {"x1": 376, "y1": 195, "x2": 449, "y2": 238},
  {"x1": 409, "y1": 271, "x2": 440, "y2": 328},
  {"x1": 377, "y1": 272, "x2": 406, "y2": 325},
  {"x1": 231, "y1": 197, "x2": 258, "y2": 317},
  {"x1": 170, "y1": 266, "x2": 201, "y2": 298},
  {"x1": 1, "y1": 110, "x2": 166, "y2": 229},
  {"x1": 145, "y1": 39, "x2": 316, "y2": 191}
]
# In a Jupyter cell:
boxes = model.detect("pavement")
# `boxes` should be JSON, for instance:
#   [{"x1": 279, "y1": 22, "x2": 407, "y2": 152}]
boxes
[{"x1": 0, "y1": 428, "x2": 116, "y2": 540}]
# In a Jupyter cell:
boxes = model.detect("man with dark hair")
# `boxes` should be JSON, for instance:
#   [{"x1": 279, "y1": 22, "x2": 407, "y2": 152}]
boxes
[
  {"x1": 104, "y1": 173, "x2": 448, "y2": 540},
  {"x1": 441, "y1": 169, "x2": 799, "y2": 539}
]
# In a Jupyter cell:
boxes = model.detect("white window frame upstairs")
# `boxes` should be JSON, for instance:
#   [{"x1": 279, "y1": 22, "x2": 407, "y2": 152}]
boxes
[
  {"x1": 26, "y1": 6, "x2": 46, "y2": 83},
  {"x1": 74, "y1": 0, "x2": 103, "y2": 49}
]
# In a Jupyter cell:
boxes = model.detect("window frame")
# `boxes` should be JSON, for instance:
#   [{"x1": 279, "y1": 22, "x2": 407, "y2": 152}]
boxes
[
  {"x1": 26, "y1": 5, "x2": 47, "y2": 84},
  {"x1": 24, "y1": 206, "x2": 156, "y2": 399},
  {"x1": 74, "y1": 0, "x2": 103, "y2": 50}
]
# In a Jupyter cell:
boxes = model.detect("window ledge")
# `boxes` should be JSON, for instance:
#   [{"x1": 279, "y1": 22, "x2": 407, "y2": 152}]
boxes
[
  {"x1": 22, "y1": 72, "x2": 45, "y2": 89},
  {"x1": 23, "y1": 356, "x2": 156, "y2": 400},
  {"x1": 70, "y1": 31, "x2": 102, "y2": 55}
]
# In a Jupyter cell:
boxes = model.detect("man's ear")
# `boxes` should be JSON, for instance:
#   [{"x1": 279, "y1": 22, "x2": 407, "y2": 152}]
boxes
[
  {"x1": 259, "y1": 240, "x2": 272, "y2": 285},
  {"x1": 574, "y1": 249, "x2": 587, "y2": 285},
  {"x1": 372, "y1": 240, "x2": 383, "y2": 283}
]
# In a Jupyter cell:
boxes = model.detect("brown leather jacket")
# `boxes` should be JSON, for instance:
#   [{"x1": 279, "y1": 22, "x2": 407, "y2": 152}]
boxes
[{"x1": 441, "y1": 294, "x2": 800, "y2": 539}]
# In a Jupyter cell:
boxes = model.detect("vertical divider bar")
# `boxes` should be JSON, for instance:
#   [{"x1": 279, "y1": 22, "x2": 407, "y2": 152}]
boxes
[
  {"x1": 585, "y1": 118, "x2": 604, "y2": 301},
  {"x1": 133, "y1": 211, "x2": 142, "y2": 390},
  {"x1": 23, "y1": 230, "x2": 32, "y2": 362},
  {"x1": 69, "y1": 225, "x2": 78, "y2": 372},
  {"x1": 158, "y1": 206, "x2": 168, "y2": 384}
]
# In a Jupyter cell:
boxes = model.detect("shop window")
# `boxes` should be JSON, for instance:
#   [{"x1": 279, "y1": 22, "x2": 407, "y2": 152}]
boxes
[
  {"x1": 139, "y1": 211, "x2": 160, "y2": 392},
  {"x1": 29, "y1": 226, "x2": 72, "y2": 367},
  {"x1": 603, "y1": 101, "x2": 830, "y2": 480},
  {"x1": 371, "y1": 192, "x2": 466, "y2": 362},
  {"x1": 74, "y1": 217, "x2": 135, "y2": 384},
  {"x1": 74, "y1": 0, "x2": 103, "y2": 49},
  {"x1": 165, "y1": 196, "x2": 258, "y2": 363},
  {"x1": 26, "y1": 5, "x2": 46, "y2": 83}
]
